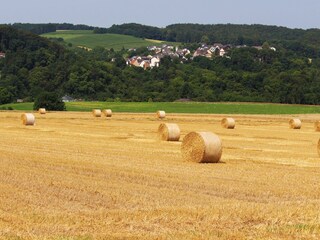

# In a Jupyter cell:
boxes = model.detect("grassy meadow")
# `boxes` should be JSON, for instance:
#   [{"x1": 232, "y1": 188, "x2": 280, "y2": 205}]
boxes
[
  {"x1": 2, "y1": 101, "x2": 320, "y2": 114},
  {"x1": 42, "y1": 30, "x2": 177, "y2": 50}
]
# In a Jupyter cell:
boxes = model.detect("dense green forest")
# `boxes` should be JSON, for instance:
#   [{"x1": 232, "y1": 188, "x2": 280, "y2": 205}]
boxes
[
  {"x1": 13, "y1": 22, "x2": 320, "y2": 49},
  {"x1": 104, "y1": 23, "x2": 320, "y2": 49},
  {"x1": 1, "y1": 24, "x2": 320, "y2": 105},
  {"x1": 11, "y1": 23, "x2": 94, "y2": 34}
]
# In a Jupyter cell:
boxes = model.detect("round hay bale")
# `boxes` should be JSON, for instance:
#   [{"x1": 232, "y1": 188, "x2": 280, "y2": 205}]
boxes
[
  {"x1": 318, "y1": 139, "x2": 320, "y2": 156},
  {"x1": 314, "y1": 121, "x2": 320, "y2": 131},
  {"x1": 103, "y1": 109, "x2": 112, "y2": 117},
  {"x1": 158, "y1": 123, "x2": 180, "y2": 141},
  {"x1": 21, "y1": 113, "x2": 35, "y2": 126},
  {"x1": 181, "y1": 132, "x2": 222, "y2": 163},
  {"x1": 157, "y1": 110, "x2": 166, "y2": 119},
  {"x1": 38, "y1": 108, "x2": 46, "y2": 114},
  {"x1": 221, "y1": 117, "x2": 235, "y2": 129},
  {"x1": 289, "y1": 118, "x2": 301, "y2": 129},
  {"x1": 92, "y1": 109, "x2": 102, "y2": 117}
]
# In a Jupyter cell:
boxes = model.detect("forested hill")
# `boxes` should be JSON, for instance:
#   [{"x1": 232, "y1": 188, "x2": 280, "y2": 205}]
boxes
[
  {"x1": 1, "y1": 25, "x2": 320, "y2": 105},
  {"x1": 0, "y1": 25, "x2": 65, "y2": 53},
  {"x1": 105, "y1": 23, "x2": 320, "y2": 48},
  {"x1": 0, "y1": 25, "x2": 72, "y2": 102},
  {"x1": 11, "y1": 23, "x2": 94, "y2": 34},
  {"x1": 11, "y1": 22, "x2": 320, "y2": 49}
]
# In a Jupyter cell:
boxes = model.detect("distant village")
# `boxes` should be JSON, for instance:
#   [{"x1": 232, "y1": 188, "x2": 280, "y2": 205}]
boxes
[
  {"x1": 1, "y1": 42, "x2": 278, "y2": 75},
  {"x1": 126, "y1": 44, "x2": 276, "y2": 70},
  {"x1": 1, "y1": 44, "x2": 277, "y2": 71}
]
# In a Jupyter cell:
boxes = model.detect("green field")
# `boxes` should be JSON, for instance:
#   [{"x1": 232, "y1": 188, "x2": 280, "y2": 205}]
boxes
[
  {"x1": 42, "y1": 30, "x2": 177, "y2": 50},
  {"x1": 2, "y1": 102, "x2": 320, "y2": 114}
]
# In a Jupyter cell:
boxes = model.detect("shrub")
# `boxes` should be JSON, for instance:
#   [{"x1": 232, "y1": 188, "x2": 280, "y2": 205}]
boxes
[
  {"x1": 33, "y1": 92, "x2": 66, "y2": 111},
  {"x1": 0, "y1": 87, "x2": 13, "y2": 105}
]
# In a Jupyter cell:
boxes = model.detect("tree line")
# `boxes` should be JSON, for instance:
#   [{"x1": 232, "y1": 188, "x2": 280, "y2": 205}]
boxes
[
  {"x1": 11, "y1": 23, "x2": 94, "y2": 35},
  {"x1": 103, "y1": 23, "x2": 320, "y2": 49},
  {"x1": 11, "y1": 22, "x2": 320, "y2": 51},
  {"x1": 1, "y1": 25, "x2": 320, "y2": 105}
]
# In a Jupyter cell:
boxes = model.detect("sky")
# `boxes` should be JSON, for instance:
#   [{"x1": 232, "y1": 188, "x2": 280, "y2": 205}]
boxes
[{"x1": 1, "y1": 0, "x2": 320, "y2": 29}]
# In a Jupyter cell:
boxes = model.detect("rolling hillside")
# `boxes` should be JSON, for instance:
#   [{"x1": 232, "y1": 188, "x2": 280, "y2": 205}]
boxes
[
  {"x1": 2, "y1": 24, "x2": 320, "y2": 105},
  {"x1": 42, "y1": 30, "x2": 176, "y2": 50}
]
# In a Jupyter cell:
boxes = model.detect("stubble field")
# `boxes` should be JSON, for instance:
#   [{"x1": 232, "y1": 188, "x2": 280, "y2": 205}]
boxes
[{"x1": 0, "y1": 111, "x2": 320, "y2": 239}]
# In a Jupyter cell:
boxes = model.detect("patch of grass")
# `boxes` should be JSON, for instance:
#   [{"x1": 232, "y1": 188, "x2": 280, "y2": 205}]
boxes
[
  {"x1": 42, "y1": 30, "x2": 177, "y2": 50},
  {"x1": 2, "y1": 101, "x2": 320, "y2": 114},
  {"x1": 0, "y1": 102, "x2": 34, "y2": 111}
]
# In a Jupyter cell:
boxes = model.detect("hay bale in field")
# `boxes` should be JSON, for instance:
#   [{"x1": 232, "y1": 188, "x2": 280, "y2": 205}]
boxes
[
  {"x1": 38, "y1": 108, "x2": 46, "y2": 114},
  {"x1": 181, "y1": 132, "x2": 222, "y2": 163},
  {"x1": 314, "y1": 121, "x2": 320, "y2": 131},
  {"x1": 158, "y1": 123, "x2": 180, "y2": 141},
  {"x1": 157, "y1": 110, "x2": 166, "y2": 119},
  {"x1": 318, "y1": 139, "x2": 320, "y2": 156},
  {"x1": 21, "y1": 113, "x2": 35, "y2": 126},
  {"x1": 289, "y1": 118, "x2": 301, "y2": 129},
  {"x1": 92, "y1": 109, "x2": 102, "y2": 117},
  {"x1": 221, "y1": 117, "x2": 235, "y2": 129},
  {"x1": 103, "y1": 109, "x2": 112, "y2": 117}
]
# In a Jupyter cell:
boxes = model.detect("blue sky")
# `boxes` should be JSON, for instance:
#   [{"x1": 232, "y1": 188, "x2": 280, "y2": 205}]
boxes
[{"x1": 1, "y1": 0, "x2": 320, "y2": 29}]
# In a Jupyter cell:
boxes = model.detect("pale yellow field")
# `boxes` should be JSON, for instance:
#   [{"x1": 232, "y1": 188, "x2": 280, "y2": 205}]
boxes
[{"x1": 0, "y1": 111, "x2": 320, "y2": 239}]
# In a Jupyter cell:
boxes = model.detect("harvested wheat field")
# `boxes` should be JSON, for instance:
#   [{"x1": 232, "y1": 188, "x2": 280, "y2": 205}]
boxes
[{"x1": 0, "y1": 111, "x2": 320, "y2": 239}]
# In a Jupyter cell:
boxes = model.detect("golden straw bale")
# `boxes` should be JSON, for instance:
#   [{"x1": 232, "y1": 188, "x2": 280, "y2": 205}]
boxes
[
  {"x1": 181, "y1": 132, "x2": 222, "y2": 163},
  {"x1": 103, "y1": 109, "x2": 112, "y2": 117},
  {"x1": 289, "y1": 118, "x2": 301, "y2": 129},
  {"x1": 318, "y1": 139, "x2": 320, "y2": 156},
  {"x1": 156, "y1": 110, "x2": 166, "y2": 119},
  {"x1": 92, "y1": 109, "x2": 102, "y2": 117},
  {"x1": 158, "y1": 123, "x2": 180, "y2": 141},
  {"x1": 314, "y1": 121, "x2": 320, "y2": 131},
  {"x1": 221, "y1": 117, "x2": 235, "y2": 129},
  {"x1": 21, "y1": 113, "x2": 35, "y2": 126},
  {"x1": 38, "y1": 108, "x2": 46, "y2": 114}
]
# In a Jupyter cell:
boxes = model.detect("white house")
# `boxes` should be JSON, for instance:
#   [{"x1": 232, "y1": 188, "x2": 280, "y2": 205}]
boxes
[
  {"x1": 219, "y1": 48, "x2": 226, "y2": 56},
  {"x1": 62, "y1": 95, "x2": 74, "y2": 102},
  {"x1": 150, "y1": 57, "x2": 160, "y2": 68}
]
